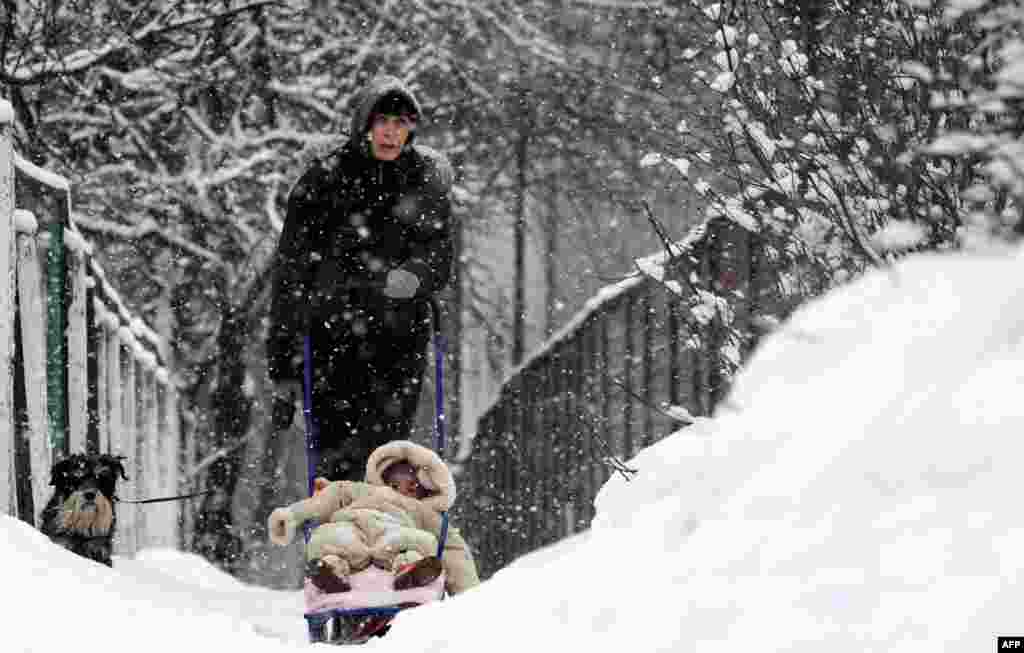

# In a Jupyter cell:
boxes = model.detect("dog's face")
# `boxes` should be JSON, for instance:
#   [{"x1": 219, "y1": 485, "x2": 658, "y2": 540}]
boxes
[{"x1": 48, "y1": 454, "x2": 128, "y2": 537}]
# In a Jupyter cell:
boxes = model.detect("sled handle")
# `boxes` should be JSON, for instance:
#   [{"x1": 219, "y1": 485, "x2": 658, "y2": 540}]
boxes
[
  {"x1": 428, "y1": 298, "x2": 450, "y2": 575},
  {"x1": 429, "y1": 297, "x2": 446, "y2": 457},
  {"x1": 303, "y1": 334, "x2": 319, "y2": 500}
]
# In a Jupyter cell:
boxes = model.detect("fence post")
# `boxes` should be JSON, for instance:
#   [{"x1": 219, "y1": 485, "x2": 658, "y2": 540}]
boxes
[
  {"x1": 180, "y1": 385, "x2": 195, "y2": 550},
  {"x1": 171, "y1": 384, "x2": 182, "y2": 546},
  {"x1": 0, "y1": 100, "x2": 15, "y2": 516},
  {"x1": 156, "y1": 371, "x2": 170, "y2": 546},
  {"x1": 65, "y1": 229, "x2": 89, "y2": 454},
  {"x1": 140, "y1": 354, "x2": 157, "y2": 547},
  {"x1": 159, "y1": 371, "x2": 180, "y2": 547},
  {"x1": 103, "y1": 304, "x2": 121, "y2": 458},
  {"x1": 118, "y1": 326, "x2": 138, "y2": 554},
  {"x1": 15, "y1": 210, "x2": 51, "y2": 521},
  {"x1": 92, "y1": 296, "x2": 108, "y2": 452}
]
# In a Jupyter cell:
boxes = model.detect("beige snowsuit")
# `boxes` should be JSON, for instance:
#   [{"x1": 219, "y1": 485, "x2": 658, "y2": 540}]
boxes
[{"x1": 268, "y1": 440, "x2": 480, "y2": 595}]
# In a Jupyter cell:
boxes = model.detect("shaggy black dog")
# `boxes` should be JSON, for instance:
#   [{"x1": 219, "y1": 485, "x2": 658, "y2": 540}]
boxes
[{"x1": 40, "y1": 453, "x2": 128, "y2": 567}]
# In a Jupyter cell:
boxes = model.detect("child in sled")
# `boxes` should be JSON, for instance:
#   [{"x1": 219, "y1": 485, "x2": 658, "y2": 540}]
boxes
[{"x1": 268, "y1": 440, "x2": 480, "y2": 596}]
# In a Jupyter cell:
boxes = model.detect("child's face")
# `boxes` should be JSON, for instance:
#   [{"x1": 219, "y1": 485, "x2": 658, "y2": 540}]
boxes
[
  {"x1": 389, "y1": 474, "x2": 422, "y2": 499},
  {"x1": 385, "y1": 464, "x2": 424, "y2": 499}
]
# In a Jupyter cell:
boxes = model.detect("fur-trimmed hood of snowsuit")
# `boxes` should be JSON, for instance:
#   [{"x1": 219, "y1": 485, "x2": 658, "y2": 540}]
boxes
[
  {"x1": 366, "y1": 440, "x2": 455, "y2": 513},
  {"x1": 267, "y1": 441, "x2": 480, "y2": 595}
]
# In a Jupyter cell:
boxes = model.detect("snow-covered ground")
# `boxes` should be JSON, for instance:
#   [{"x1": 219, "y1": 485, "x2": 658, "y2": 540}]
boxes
[{"x1": 5, "y1": 245, "x2": 1024, "y2": 652}]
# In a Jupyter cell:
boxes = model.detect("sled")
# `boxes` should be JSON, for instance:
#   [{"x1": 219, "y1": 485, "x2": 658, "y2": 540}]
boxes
[
  {"x1": 303, "y1": 565, "x2": 446, "y2": 644},
  {"x1": 300, "y1": 298, "x2": 450, "y2": 645}
]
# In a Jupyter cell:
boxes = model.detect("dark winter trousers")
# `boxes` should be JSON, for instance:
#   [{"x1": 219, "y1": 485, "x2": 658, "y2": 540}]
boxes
[{"x1": 309, "y1": 315, "x2": 430, "y2": 483}]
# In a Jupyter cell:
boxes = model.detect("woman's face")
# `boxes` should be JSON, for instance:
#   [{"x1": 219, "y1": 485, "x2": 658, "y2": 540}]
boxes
[{"x1": 369, "y1": 113, "x2": 415, "y2": 161}]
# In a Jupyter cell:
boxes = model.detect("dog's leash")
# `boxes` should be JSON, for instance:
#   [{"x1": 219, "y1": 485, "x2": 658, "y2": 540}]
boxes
[{"x1": 115, "y1": 489, "x2": 214, "y2": 505}]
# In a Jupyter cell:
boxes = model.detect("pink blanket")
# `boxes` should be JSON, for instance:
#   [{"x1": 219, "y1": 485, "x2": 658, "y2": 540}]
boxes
[{"x1": 303, "y1": 565, "x2": 445, "y2": 616}]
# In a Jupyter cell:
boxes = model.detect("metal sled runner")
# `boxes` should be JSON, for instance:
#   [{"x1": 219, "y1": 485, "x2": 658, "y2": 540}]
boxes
[{"x1": 300, "y1": 299, "x2": 450, "y2": 645}]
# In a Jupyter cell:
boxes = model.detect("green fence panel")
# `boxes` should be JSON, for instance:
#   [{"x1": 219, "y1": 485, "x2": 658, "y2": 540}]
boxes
[{"x1": 46, "y1": 221, "x2": 65, "y2": 455}]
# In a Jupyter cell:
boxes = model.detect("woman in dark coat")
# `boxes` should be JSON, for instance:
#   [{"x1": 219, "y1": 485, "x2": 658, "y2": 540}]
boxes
[{"x1": 267, "y1": 75, "x2": 453, "y2": 481}]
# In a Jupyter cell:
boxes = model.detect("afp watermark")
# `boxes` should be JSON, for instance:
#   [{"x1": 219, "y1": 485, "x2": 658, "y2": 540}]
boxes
[{"x1": 998, "y1": 636, "x2": 1024, "y2": 650}]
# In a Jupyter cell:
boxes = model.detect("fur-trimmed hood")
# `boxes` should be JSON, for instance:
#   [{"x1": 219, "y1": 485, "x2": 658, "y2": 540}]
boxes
[{"x1": 366, "y1": 440, "x2": 454, "y2": 512}]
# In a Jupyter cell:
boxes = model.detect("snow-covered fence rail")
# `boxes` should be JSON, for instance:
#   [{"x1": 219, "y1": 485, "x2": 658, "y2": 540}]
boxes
[
  {"x1": 0, "y1": 100, "x2": 182, "y2": 554},
  {"x1": 456, "y1": 218, "x2": 796, "y2": 579}
]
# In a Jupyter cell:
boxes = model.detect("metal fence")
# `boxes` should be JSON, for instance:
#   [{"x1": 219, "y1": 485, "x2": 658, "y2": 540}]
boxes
[
  {"x1": 1, "y1": 103, "x2": 183, "y2": 553},
  {"x1": 454, "y1": 218, "x2": 793, "y2": 579}
]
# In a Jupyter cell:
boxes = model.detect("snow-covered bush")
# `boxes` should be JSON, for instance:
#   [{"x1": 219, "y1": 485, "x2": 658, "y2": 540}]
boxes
[
  {"x1": 639, "y1": 0, "x2": 1024, "y2": 401},
  {"x1": 647, "y1": 1, "x2": 1019, "y2": 289},
  {"x1": 922, "y1": 0, "x2": 1024, "y2": 249}
]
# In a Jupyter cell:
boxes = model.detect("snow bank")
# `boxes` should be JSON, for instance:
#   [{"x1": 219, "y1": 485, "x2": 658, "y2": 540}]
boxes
[
  {"x1": 1, "y1": 517, "x2": 307, "y2": 652},
  {"x1": 393, "y1": 246, "x2": 1024, "y2": 652}
]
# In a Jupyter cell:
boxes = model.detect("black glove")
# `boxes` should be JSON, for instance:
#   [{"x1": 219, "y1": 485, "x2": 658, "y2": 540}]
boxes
[
  {"x1": 382, "y1": 267, "x2": 420, "y2": 299},
  {"x1": 271, "y1": 396, "x2": 295, "y2": 430},
  {"x1": 270, "y1": 380, "x2": 302, "y2": 430}
]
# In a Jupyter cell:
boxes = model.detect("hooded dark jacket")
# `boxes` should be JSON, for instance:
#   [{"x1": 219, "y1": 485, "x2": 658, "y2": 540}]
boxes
[{"x1": 267, "y1": 76, "x2": 454, "y2": 383}]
